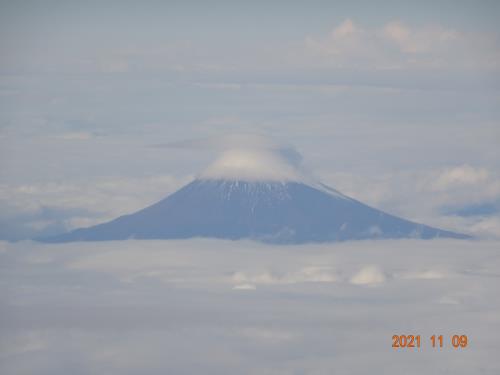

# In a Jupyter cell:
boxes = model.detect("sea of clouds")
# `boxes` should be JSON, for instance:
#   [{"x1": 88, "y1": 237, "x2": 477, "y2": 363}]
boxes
[{"x1": 1, "y1": 238, "x2": 499, "y2": 374}]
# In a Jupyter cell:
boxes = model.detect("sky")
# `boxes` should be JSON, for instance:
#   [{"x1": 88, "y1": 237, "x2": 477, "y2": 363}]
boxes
[{"x1": 1, "y1": 1, "x2": 500, "y2": 241}]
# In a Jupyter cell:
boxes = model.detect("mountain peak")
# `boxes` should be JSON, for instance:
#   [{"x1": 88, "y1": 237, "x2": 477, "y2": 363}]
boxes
[
  {"x1": 37, "y1": 137, "x2": 470, "y2": 244},
  {"x1": 40, "y1": 178, "x2": 470, "y2": 244}
]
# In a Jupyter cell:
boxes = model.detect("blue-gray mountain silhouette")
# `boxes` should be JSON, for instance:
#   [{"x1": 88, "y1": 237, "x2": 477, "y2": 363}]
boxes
[{"x1": 41, "y1": 179, "x2": 469, "y2": 243}]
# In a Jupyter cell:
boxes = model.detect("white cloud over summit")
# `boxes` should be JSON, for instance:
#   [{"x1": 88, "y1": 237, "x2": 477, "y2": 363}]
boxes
[
  {"x1": 200, "y1": 148, "x2": 302, "y2": 182},
  {"x1": 159, "y1": 134, "x2": 307, "y2": 182}
]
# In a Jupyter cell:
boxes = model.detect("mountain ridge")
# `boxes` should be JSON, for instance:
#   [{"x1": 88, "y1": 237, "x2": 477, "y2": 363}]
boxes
[{"x1": 39, "y1": 178, "x2": 470, "y2": 244}]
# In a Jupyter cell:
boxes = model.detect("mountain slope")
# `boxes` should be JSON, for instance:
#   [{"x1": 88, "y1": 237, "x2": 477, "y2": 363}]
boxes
[{"x1": 41, "y1": 179, "x2": 469, "y2": 244}]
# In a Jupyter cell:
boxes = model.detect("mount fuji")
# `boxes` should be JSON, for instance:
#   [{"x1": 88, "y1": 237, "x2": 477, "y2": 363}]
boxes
[{"x1": 41, "y1": 148, "x2": 470, "y2": 244}]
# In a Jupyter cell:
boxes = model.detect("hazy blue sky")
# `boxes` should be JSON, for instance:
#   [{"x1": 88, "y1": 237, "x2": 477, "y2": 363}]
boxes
[{"x1": 1, "y1": 1, "x2": 500, "y2": 240}]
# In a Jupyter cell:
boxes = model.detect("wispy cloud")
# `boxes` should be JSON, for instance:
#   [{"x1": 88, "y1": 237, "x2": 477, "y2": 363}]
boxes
[
  {"x1": 305, "y1": 19, "x2": 500, "y2": 70},
  {"x1": 320, "y1": 165, "x2": 500, "y2": 238},
  {"x1": 0, "y1": 175, "x2": 190, "y2": 241}
]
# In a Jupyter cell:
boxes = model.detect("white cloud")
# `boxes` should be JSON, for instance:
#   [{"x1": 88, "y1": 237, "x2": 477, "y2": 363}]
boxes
[
  {"x1": 200, "y1": 148, "x2": 302, "y2": 182},
  {"x1": 349, "y1": 265, "x2": 386, "y2": 285},
  {"x1": 431, "y1": 165, "x2": 490, "y2": 191},
  {"x1": 305, "y1": 19, "x2": 500, "y2": 70},
  {"x1": 469, "y1": 216, "x2": 500, "y2": 238},
  {"x1": 232, "y1": 283, "x2": 256, "y2": 290},
  {"x1": 158, "y1": 134, "x2": 307, "y2": 182},
  {"x1": 400, "y1": 269, "x2": 448, "y2": 280},
  {"x1": 230, "y1": 266, "x2": 337, "y2": 286},
  {"x1": 381, "y1": 20, "x2": 458, "y2": 54},
  {"x1": 308, "y1": 18, "x2": 367, "y2": 58}
]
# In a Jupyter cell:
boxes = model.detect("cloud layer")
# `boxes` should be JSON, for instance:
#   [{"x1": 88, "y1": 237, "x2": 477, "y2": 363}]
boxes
[{"x1": 1, "y1": 238, "x2": 499, "y2": 374}]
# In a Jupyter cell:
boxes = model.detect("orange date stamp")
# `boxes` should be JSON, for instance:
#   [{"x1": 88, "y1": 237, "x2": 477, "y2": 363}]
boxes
[{"x1": 392, "y1": 335, "x2": 468, "y2": 349}]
